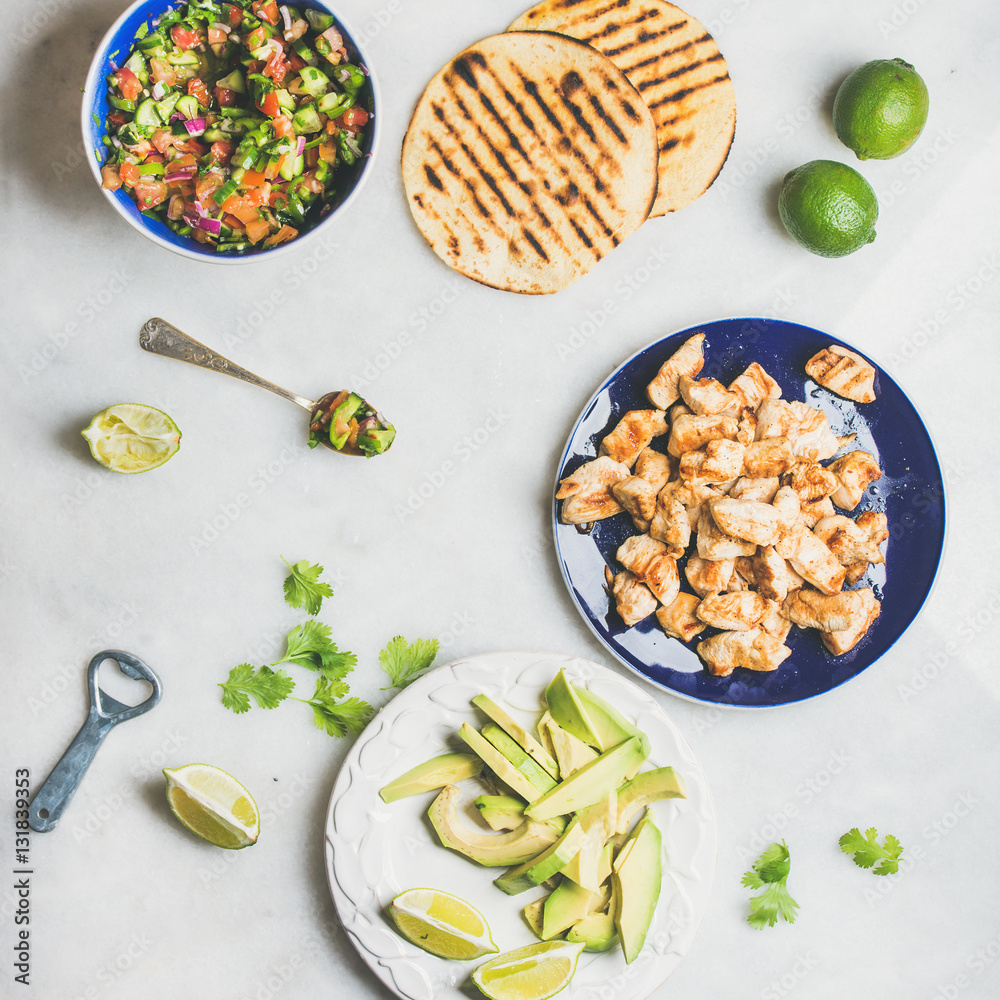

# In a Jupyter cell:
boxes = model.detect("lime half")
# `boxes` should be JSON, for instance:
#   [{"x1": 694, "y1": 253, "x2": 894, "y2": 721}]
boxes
[
  {"x1": 81, "y1": 403, "x2": 181, "y2": 473},
  {"x1": 163, "y1": 763, "x2": 259, "y2": 849},
  {"x1": 390, "y1": 888, "x2": 498, "y2": 960},
  {"x1": 472, "y1": 941, "x2": 585, "y2": 1000}
]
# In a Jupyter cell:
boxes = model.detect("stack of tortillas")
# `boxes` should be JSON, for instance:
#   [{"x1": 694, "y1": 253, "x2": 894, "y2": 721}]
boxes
[{"x1": 401, "y1": 0, "x2": 737, "y2": 294}]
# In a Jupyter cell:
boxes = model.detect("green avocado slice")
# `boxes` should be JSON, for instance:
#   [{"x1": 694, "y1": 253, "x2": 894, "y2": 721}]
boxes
[
  {"x1": 378, "y1": 752, "x2": 483, "y2": 803},
  {"x1": 473, "y1": 694, "x2": 560, "y2": 778},
  {"x1": 613, "y1": 811, "x2": 662, "y2": 964}
]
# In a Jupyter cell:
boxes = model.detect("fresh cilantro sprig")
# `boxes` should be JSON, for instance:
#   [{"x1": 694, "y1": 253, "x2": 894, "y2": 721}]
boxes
[
  {"x1": 219, "y1": 664, "x2": 296, "y2": 713},
  {"x1": 742, "y1": 841, "x2": 799, "y2": 929},
  {"x1": 281, "y1": 557, "x2": 333, "y2": 616},
  {"x1": 379, "y1": 636, "x2": 440, "y2": 689},
  {"x1": 273, "y1": 620, "x2": 357, "y2": 679},
  {"x1": 839, "y1": 827, "x2": 903, "y2": 875},
  {"x1": 294, "y1": 677, "x2": 374, "y2": 738}
]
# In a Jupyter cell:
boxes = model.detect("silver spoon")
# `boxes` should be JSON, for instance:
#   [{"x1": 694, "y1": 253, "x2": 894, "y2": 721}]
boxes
[{"x1": 139, "y1": 318, "x2": 395, "y2": 457}]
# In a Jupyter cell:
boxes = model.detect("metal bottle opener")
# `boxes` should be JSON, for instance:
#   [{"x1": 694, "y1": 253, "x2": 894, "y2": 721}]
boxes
[{"x1": 28, "y1": 650, "x2": 163, "y2": 832}]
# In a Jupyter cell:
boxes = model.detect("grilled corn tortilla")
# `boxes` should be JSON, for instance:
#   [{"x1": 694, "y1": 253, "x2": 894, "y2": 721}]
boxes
[
  {"x1": 401, "y1": 31, "x2": 658, "y2": 294},
  {"x1": 509, "y1": 0, "x2": 736, "y2": 216}
]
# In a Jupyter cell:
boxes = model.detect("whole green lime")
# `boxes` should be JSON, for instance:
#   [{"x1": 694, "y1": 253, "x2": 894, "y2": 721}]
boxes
[
  {"x1": 778, "y1": 160, "x2": 879, "y2": 258},
  {"x1": 833, "y1": 58, "x2": 929, "y2": 160}
]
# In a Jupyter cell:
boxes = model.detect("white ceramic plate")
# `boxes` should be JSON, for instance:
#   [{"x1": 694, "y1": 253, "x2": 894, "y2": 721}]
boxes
[{"x1": 324, "y1": 651, "x2": 717, "y2": 1000}]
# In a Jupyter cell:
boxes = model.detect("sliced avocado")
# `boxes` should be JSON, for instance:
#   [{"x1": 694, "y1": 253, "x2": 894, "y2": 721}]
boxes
[
  {"x1": 613, "y1": 811, "x2": 662, "y2": 964},
  {"x1": 567, "y1": 885, "x2": 619, "y2": 953},
  {"x1": 571, "y1": 685, "x2": 652, "y2": 775},
  {"x1": 559, "y1": 793, "x2": 616, "y2": 891},
  {"x1": 494, "y1": 818, "x2": 587, "y2": 895},
  {"x1": 525, "y1": 738, "x2": 644, "y2": 823},
  {"x1": 475, "y1": 793, "x2": 526, "y2": 832},
  {"x1": 541, "y1": 714, "x2": 598, "y2": 777},
  {"x1": 542, "y1": 878, "x2": 602, "y2": 940},
  {"x1": 545, "y1": 670, "x2": 601, "y2": 747},
  {"x1": 522, "y1": 895, "x2": 547, "y2": 939},
  {"x1": 474, "y1": 694, "x2": 559, "y2": 779},
  {"x1": 615, "y1": 766, "x2": 686, "y2": 835},
  {"x1": 458, "y1": 723, "x2": 541, "y2": 802},
  {"x1": 428, "y1": 785, "x2": 560, "y2": 867},
  {"x1": 379, "y1": 752, "x2": 483, "y2": 803},
  {"x1": 536, "y1": 711, "x2": 559, "y2": 768},
  {"x1": 481, "y1": 723, "x2": 558, "y2": 794}
]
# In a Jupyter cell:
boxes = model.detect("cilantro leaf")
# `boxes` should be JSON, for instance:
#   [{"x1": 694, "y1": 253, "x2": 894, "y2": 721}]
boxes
[
  {"x1": 742, "y1": 841, "x2": 798, "y2": 929},
  {"x1": 219, "y1": 664, "x2": 295, "y2": 713},
  {"x1": 273, "y1": 620, "x2": 357, "y2": 679},
  {"x1": 299, "y1": 677, "x2": 374, "y2": 738},
  {"x1": 839, "y1": 827, "x2": 903, "y2": 875},
  {"x1": 281, "y1": 557, "x2": 333, "y2": 615},
  {"x1": 379, "y1": 636, "x2": 439, "y2": 689}
]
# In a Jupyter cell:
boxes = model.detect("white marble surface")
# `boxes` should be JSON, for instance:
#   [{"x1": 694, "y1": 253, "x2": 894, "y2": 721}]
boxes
[{"x1": 1, "y1": 0, "x2": 999, "y2": 998}]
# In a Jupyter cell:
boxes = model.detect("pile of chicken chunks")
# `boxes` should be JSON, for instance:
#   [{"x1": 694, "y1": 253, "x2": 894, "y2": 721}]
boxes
[{"x1": 557, "y1": 334, "x2": 886, "y2": 677}]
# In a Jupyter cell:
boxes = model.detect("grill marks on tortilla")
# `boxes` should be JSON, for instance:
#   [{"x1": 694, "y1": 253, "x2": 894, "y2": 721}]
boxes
[
  {"x1": 509, "y1": 0, "x2": 737, "y2": 216},
  {"x1": 402, "y1": 32, "x2": 657, "y2": 293}
]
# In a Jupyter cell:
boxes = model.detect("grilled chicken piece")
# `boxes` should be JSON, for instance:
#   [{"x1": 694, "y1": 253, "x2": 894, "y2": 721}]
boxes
[
  {"x1": 781, "y1": 588, "x2": 867, "y2": 632},
  {"x1": 678, "y1": 375, "x2": 740, "y2": 416},
  {"x1": 605, "y1": 568, "x2": 658, "y2": 627},
  {"x1": 743, "y1": 437, "x2": 796, "y2": 478},
  {"x1": 667, "y1": 413, "x2": 739, "y2": 457},
  {"x1": 649, "y1": 489, "x2": 691, "y2": 558},
  {"x1": 751, "y1": 544, "x2": 799, "y2": 602},
  {"x1": 679, "y1": 439, "x2": 746, "y2": 485},
  {"x1": 697, "y1": 628, "x2": 791, "y2": 676},
  {"x1": 775, "y1": 523, "x2": 846, "y2": 595},
  {"x1": 813, "y1": 515, "x2": 885, "y2": 566},
  {"x1": 696, "y1": 505, "x2": 757, "y2": 559},
  {"x1": 655, "y1": 593, "x2": 706, "y2": 642},
  {"x1": 771, "y1": 486, "x2": 801, "y2": 536},
  {"x1": 729, "y1": 476, "x2": 780, "y2": 503},
  {"x1": 616, "y1": 535, "x2": 680, "y2": 605},
  {"x1": 821, "y1": 587, "x2": 881, "y2": 654},
  {"x1": 708, "y1": 497, "x2": 780, "y2": 546},
  {"x1": 799, "y1": 496, "x2": 836, "y2": 528},
  {"x1": 760, "y1": 599, "x2": 792, "y2": 641},
  {"x1": 728, "y1": 362, "x2": 783, "y2": 411},
  {"x1": 754, "y1": 399, "x2": 797, "y2": 440},
  {"x1": 784, "y1": 460, "x2": 840, "y2": 502},
  {"x1": 633, "y1": 447, "x2": 673, "y2": 493},
  {"x1": 600, "y1": 409, "x2": 668, "y2": 468},
  {"x1": 611, "y1": 476, "x2": 657, "y2": 521},
  {"x1": 805, "y1": 346, "x2": 877, "y2": 403},
  {"x1": 557, "y1": 456, "x2": 631, "y2": 524},
  {"x1": 828, "y1": 451, "x2": 882, "y2": 510},
  {"x1": 646, "y1": 333, "x2": 706, "y2": 408},
  {"x1": 855, "y1": 510, "x2": 889, "y2": 548},
  {"x1": 696, "y1": 590, "x2": 768, "y2": 630},
  {"x1": 755, "y1": 400, "x2": 838, "y2": 460},
  {"x1": 669, "y1": 401, "x2": 693, "y2": 424},
  {"x1": 685, "y1": 555, "x2": 736, "y2": 597}
]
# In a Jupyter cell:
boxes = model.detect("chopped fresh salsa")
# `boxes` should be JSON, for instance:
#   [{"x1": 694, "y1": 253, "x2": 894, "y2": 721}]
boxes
[
  {"x1": 100, "y1": 0, "x2": 371, "y2": 253},
  {"x1": 308, "y1": 390, "x2": 395, "y2": 456}
]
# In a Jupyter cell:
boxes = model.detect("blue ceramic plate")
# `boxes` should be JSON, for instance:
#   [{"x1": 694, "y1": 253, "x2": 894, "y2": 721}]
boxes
[
  {"x1": 81, "y1": 0, "x2": 380, "y2": 263},
  {"x1": 553, "y1": 318, "x2": 945, "y2": 707}
]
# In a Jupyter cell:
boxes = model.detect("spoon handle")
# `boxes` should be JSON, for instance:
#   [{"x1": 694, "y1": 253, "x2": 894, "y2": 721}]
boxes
[{"x1": 139, "y1": 318, "x2": 316, "y2": 412}]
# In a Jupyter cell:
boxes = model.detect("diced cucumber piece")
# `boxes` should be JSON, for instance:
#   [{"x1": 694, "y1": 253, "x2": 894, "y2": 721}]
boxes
[
  {"x1": 317, "y1": 90, "x2": 352, "y2": 116},
  {"x1": 175, "y1": 94, "x2": 199, "y2": 119},
  {"x1": 202, "y1": 126, "x2": 230, "y2": 142},
  {"x1": 155, "y1": 91, "x2": 180, "y2": 120},
  {"x1": 108, "y1": 95, "x2": 137, "y2": 112},
  {"x1": 339, "y1": 63, "x2": 366, "y2": 95},
  {"x1": 298, "y1": 66, "x2": 330, "y2": 96},
  {"x1": 216, "y1": 69, "x2": 247, "y2": 94},
  {"x1": 134, "y1": 98, "x2": 163, "y2": 137},
  {"x1": 328, "y1": 393, "x2": 364, "y2": 450},
  {"x1": 304, "y1": 9, "x2": 334, "y2": 31},
  {"x1": 292, "y1": 103, "x2": 322, "y2": 134},
  {"x1": 124, "y1": 50, "x2": 147, "y2": 77},
  {"x1": 166, "y1": 49, "x2": 200, "y2": 67},
  {"x1": 275, "y1": 89, "x2": 296, "y2": 113}
]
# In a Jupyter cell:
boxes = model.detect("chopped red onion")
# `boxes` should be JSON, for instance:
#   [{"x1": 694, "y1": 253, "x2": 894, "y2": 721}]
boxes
[
  {"x1": 184, "y1": 118, "x2": 207, "y2": 136},
  {"x1": 296, "y1": 136, "x2": 305, "y2": 156},
  {"x1": 152, "y1": 80, "x2": 167, "y2": 100},
  {"x1": 279, "y1": 4, "x2": 291, "y2": 30},
  {"x1": 210, "y1": 20, "x2": 231, "y2": 33},
  {"x1": 360, "y1": 63, "x2": 369, "y2": 76},
  {"x1": 169, "y1": 112, "x2": 184, "y2": 123}
]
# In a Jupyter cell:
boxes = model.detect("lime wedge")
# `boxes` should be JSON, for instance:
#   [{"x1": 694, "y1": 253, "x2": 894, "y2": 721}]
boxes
[
  {"x1": 472, "y1": 940, "x2": 585, "y2": 1000},
  {"x1": 390, "y1": 888, "x2": 498, "y2": 960},
  {"x1": 163, "y1": 763, "x2": 259, "y2": 849},
  {"x1": 81, "y1": 403, "x2": 181, "y2": 473}
]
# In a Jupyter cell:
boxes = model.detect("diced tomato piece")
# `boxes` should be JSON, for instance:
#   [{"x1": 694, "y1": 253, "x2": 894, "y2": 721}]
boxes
[
  {"x1": 299, "y1": 171, "x2": 324, "y2": 196},
  {"x1": 241, "y1": 169, "x2": 266, "y2": 187},
  {"x1": 304, "y1": 146, "x2": 319, "y2": 169},
  {"x1": 245, "y1": 218, "x2": 273, "y2": 243},
  {"x1": 214, "y1": 86, "x2": 238, "y2": 108},
  {"x1": 115, "y1": 67, "x2": 142, "y2": 102},
  {"x1": 317, "y1": 139, "x2": 337, "y2": 164},
  {"x1": 134, "y1": 180, "x2": 168, "y2": 209},
  {"x1": 173, "y1": 138, "x2": 207, "y2": 156},
  {"x1": 101, "y1": 164, "x2": 122, "y2": 190},
  {"x1": 196, "y1": 170, "x2": 225, "y2": 202},
  {"x1": 287, "y1": 53, "x2": 305, "y2": 73},
  {"x1": 224, "y1": 213, "x2": 246, "y2": 231},
  {"x1": 272, "y1": 115, "x2": 294, "y2": 140},
  {"x1": 108, "y1": 110, "x2": 129, "y2": 127},
  {"x1": 245, "y1": 184, "x2": 271, "y2": 207},
  {"x1": 337, "y1": 107, "x2": 369, "y2": 130},
  {"x1": 208, "y1": 140, "x2": 234, "y2": 166},
  {"x1": 263, "y1": 52, "x2": 288, "y2": 86},
  {"x1": 150, "y1": 128, "x2": 176, "y2": 154},
  {"x1": 225, "y1": 3, "x2": 243, "y2": 26},
  {"x1": 167, "y1": 194, "x2": 186, "y2": 220},
  {"x1": 119, "y1": 163, "x2": 141, "y2": 187},
  {"x1": 187, "y1": 77, "x2": 211, "y2": 108},
  {"x1": 247, "y1": 26, "x2": 267, "y2": 48},
  {"x1": 265, "y1": 224, "x2": 298, "y2": 247},
  {"x1": 142, "y1": 152, "x2": 166, "y2": 165},
  {"x1": 149, "y1": 58, "x2": 177, "y2": 86},
  {"x1": 169, "y1": 152, "x2": 198, "y2": 171},
  {"x1": 208, "y1": 26, "x2": 228, "y2": 44},
  {"x1": 171, "y1": 25, "x2": 202, "y2": 50},
  {"x1": 252, "y1": 0, "x2": 280, "y2": 25},
  {"x1": 260, "y1": 91, "x2": 281, "y2": 118}
]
